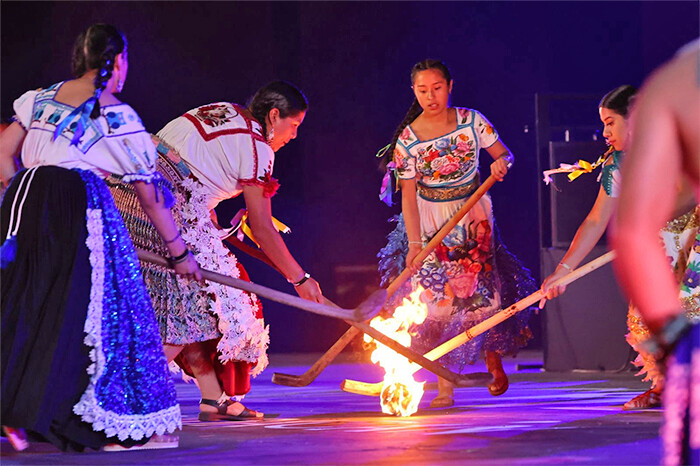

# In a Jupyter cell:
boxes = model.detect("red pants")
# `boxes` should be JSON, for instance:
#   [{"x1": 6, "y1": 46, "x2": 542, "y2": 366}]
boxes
[{"x1": 174, "y1": 261, "x2": 263, "y2": 396}]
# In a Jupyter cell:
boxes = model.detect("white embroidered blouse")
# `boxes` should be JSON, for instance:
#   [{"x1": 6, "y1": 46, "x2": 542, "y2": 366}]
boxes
[
  {"x1": 157, "y1": 102, "x2": 276, "y2": 210},
  {"x1": 13, "y1": 82, "x2": 159, "y2": 183}
]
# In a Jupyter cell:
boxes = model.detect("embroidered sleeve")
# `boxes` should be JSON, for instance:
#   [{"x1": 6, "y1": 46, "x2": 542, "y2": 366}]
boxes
[
  {"x1": 239, "y1": 138, "x2": 280, "y2": 198},
  {"x1": 394, "y1": 134, "x2": 416, "y2": 180},
  {"x1": 473, "y1": 110, "x2": 499, "y2": 149},
  {"x1": 104, "y1": 105, "x2": 159, "y2": 183},
  {"x1": 12, "y1": 90, "x2": 39, "y2": 130}
]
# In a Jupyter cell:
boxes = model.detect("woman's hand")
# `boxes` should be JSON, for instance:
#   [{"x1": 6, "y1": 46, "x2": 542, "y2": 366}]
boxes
[
  {"x1": 538, "y1": 266, "x2": 569, "y2": 308},
  {"x1": 173, "y1": 252, "x2": 202, "y2": 282},
  {"x1": 295, "y1": 277, "x2": 323, "y2": 303},
  {"x1": 405, "y1": 243, "x2": 422, "y2": 274},
  {"x1": 490, "y1": 156, "x2": 509, "y2": 181}
]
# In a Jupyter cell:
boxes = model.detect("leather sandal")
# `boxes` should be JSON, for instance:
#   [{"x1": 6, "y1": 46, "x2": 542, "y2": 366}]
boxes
[
  {"x1": 487, "y1": 377, "x2": 509, "y2": 396},
  {"x1": 429, "y1": 395, "x2": 455, "y2": 408},
  {"x1": 623, "y1": 389, "x2": 662, "y2": 410},
  {"x1": 198, "y1": 398, "x2": 264, "y2": 421}
]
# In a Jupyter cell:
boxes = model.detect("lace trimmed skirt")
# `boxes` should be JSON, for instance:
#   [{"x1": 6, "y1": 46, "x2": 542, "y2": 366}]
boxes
[
  {"x1": 1, "y1": 166, "x2": 180, "y2": 451},
  {"x1": 106, "y1": 137, "x2": 269, "y2": 377}
]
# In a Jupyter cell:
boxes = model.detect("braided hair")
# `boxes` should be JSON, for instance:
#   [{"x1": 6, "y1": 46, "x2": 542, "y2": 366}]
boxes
[
  {"x1": 247, "y1": 81, "x2": 308, "y2": 139},
  {"x1": 599, "y1": 85, "x2": 637, "y2": 119},
  {"x1": 378, "y1": 59, "x2": 452, "y2": 170},
  {"x1": 71, "y1": 24, "x2": 126, "y2": 119}
]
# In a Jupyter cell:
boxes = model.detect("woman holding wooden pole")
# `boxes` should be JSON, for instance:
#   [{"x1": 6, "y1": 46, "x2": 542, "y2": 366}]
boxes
[
  {"x1": 0, "y1": 24, "x2": 197, "y2": 451},
  {"x1": 540, "y1": 85, "x2": 699, "y2": 410},
  {"x1": 377, "y1": 59, "x2": 536, "y2": 408},
  {"x1": 108, "y1": 82, "x2": 321, "y2": 421}
]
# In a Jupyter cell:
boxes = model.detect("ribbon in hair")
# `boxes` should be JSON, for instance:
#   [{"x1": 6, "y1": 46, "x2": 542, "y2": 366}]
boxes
[
  {"x1": 542, "y1": 146, "x2": 614, "y2": 185},
  {"x1": 52, "y1": 88, "x2": 103, "y2": 146}
]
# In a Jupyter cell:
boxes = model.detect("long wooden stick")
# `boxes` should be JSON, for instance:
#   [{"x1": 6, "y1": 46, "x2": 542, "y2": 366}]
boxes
[
  {"x1": 272, "y1": 175, "x2": 499, "y2": 386},
  {"x1": 341, "y1": 250, "x2": 617, "y2": 396},
  {"x1": 135, "y1": 248, "x2": 385, "y2": 322}
]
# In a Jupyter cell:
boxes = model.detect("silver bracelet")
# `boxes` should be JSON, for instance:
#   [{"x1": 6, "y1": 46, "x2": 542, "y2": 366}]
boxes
[{"x1": 501, "y1": 153, "x2": 514, "y2": 169}]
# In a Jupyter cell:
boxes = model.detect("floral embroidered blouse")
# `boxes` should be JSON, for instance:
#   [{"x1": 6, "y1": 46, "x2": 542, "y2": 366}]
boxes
[
  {"x1": 394, "y1": 108, "x2": 499, "y2": 187},
  {"x1": 13, "y1": 82, "x2": 159, "y2": 183},
  {"x1": 157, "y1": 102, "x2": 277, "y2": 210}
]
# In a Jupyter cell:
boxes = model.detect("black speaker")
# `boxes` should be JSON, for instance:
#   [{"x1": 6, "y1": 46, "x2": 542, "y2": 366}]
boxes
[
  {"x1": 541, "y1": 246, "x2": 634, "y2": 371},
  {"x1": 548, "y1": 141, "x2": 609, "y2": 247}
]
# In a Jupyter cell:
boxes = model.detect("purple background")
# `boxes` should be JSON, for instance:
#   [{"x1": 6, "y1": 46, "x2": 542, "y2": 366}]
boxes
[{"x1": 2, "y1": 1, "x2": 697, "y2": 353}]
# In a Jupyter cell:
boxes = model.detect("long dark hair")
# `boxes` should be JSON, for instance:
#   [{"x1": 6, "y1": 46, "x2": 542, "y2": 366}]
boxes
[
  {"x1": 247, "y1": 81, "x2": 308, "y2": 137},
  {"x1": 71, "y1": 24, "x2": 127, "y2": 119},
  {"x1": 378, "y1": 59, "x2": 453, "y2": 169},
  {"x1": 599, "y1": 85, "x2": 637, "y2": 119}
]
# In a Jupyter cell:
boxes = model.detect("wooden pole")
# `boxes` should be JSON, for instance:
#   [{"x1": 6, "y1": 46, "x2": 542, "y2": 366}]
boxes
[
  {"x1": 272, "y1": 175, "x2": 499, "y2": 386},
  {"x1": 341, "y1": 250, "x2": 617, "y2": 396},
  {"x1": 135, "y1": 248, "x2": 385, "y2": 322}
]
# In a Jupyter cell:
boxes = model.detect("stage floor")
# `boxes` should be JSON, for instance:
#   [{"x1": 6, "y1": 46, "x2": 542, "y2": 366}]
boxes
[{"x1": 1, "y1": 351, "x2": 661, "y2": 465}]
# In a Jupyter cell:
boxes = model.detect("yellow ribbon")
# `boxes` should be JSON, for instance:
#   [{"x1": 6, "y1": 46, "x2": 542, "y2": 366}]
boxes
[
  {"x1": 567, "y1": 159, "x2": 594, "y2": 181},
  {"x1": 237, "y1": 210, "x2": 290, "y2": 247}
]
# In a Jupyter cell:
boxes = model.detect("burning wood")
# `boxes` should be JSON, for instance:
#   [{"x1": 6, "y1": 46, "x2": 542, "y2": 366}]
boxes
[{"x1": 365, "y1": 286, "x2": 428, "y2": 416}]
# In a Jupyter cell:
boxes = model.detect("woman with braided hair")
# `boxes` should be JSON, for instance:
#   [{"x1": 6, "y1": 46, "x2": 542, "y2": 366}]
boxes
[
  {"x1": 539, "y1": 85, "x2": 699, "y2": 411},
  {"x1": 377, "y1": 59, "x2": 536, "y2": 408},
  {"x1": 0, "y1": 24, "x2": 199, "y2": 451},
  {"x1": 108, "y1": 81, "x2": 321, "y2": 421}
]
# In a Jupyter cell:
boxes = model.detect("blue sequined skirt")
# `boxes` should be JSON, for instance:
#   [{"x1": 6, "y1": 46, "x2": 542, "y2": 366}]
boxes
[{"x1": 1, "y1": 166, "x2": 180, "y2": 451}]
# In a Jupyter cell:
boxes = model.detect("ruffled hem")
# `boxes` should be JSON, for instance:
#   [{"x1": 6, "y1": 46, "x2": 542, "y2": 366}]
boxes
[
  {"x1": 77, "y1": 207, "x2": 181, "y2": 441},
  {"x1": 179, "y1": 177, "x2": 270, "y2": 375},
  {"x1": 239, "y1": 174, "x2": 280, "y2": 198}
]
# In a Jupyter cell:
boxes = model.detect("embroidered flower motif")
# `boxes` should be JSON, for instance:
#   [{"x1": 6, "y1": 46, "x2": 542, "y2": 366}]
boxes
[
  {"x1": 435, "y1": 138, "x2": 450, "y2": 150},
  {"x1": 458, "y1": 108, "x2": 470, "y2": 123},
  {"x1": 195, "y1": 104, "x2": 237, "y2": 127}
]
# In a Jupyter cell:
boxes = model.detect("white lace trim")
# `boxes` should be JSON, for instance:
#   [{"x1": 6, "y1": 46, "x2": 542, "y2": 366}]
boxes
[
  {"x1": 179, "y1": 177, "x2": 270, "y2": 376},
  {"x1": 73, "y1": 208, "x2": 181, "y2": 441}
]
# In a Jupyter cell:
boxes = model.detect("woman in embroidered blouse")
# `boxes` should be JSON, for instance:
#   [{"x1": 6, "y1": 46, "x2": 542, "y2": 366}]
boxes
[
  {"x1": 378, "y1": 59, "x2": 536, "y2": 408},
  {"x1": 540, "y1": 85, "x2": 699, "y2": 410},
  {"x1": 109, "y1": 81, "x2": 321, "y2": 421},
  {"x1": 0, "y1": 24, "x2": 199, "y2": 451}
]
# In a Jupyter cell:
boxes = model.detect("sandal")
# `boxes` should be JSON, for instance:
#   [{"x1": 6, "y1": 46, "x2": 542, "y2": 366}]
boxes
[
  {"x1": 623, "y1": 389, "x2": 662, "y2": 410},
  {"x1": 488, "y1": 376, "x2": 509, "y2": 396},
  {"x1": 485, "y1": 352, "x2": 509, "y2": 397},
  {"x1": 198, "y1": 398, "x2": 264, "y2": 421},
  {"x1": 2, "y1": 426, "x2": 28, "y2": 451},
  {"x1": 103, "y1": 434, "x2": 179, "y2": 452},
  {"x1": 429, "y1": 395, "x2": 455, "y2": 409}
]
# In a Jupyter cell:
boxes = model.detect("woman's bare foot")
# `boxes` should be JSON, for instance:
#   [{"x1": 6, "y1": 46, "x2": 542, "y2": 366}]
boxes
[
  {"x1": 623, "y1": 388, "x2": 662, "y2": 410},
  {"x1": 485, "y1": 351, "x2": 509, "y2": 396}
]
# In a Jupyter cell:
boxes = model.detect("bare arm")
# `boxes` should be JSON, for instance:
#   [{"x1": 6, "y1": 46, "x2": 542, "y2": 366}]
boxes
[
  {"x1": 133, "y1": 181, "x2": 201, "y2": 280},
  {"x1": 541, "y1": 186, "x2": 617, "y2": 301},
  {"x1": 485, "y1": 140, "x2": 512, "y2": 181},
  {"x1": 0, "y1": 122, "x2": 26, "y2": 186},
  {"x1": 400, "y1": 178, "x2": 423, "y2": 272},
  {"x1": 613, "y1": 71, "x2": 684, "y2": 332},
  {"x1": 242, "y1": 184, "x2": 323, "y2": 303}
]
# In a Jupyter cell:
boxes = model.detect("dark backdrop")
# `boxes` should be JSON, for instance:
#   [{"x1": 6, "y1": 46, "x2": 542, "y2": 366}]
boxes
[{"x1": 2, "y1": 1, "x2": 697, "y2": 353}]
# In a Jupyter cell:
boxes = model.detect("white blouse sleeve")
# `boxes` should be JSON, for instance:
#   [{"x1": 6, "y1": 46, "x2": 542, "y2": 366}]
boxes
[
  {"x1": 394, "y1": 138, "x2": 416, "y2": 180},
  {"x1": 473, "y1": 110, "x2": 500, "y2": 149},
  {"x1": 238, "y1": 135, "x2": 279, "y2": 197},
  {"x1": 12, "y1": 90, "x2": 39, "y2": 130},
  {"x1": 94, "y1": 105, "x2": 159, "y2": 183}
]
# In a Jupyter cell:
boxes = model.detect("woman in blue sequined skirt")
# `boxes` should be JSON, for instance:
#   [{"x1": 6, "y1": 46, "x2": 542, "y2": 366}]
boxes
[{"x1": 0, "y1": 24, "x2": 199, "y2": 452}]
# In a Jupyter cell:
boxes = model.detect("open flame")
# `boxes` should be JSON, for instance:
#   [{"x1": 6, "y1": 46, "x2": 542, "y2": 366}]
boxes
[{"x1": 364, "y1": 286, "x2": 428, "y2": 416}]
